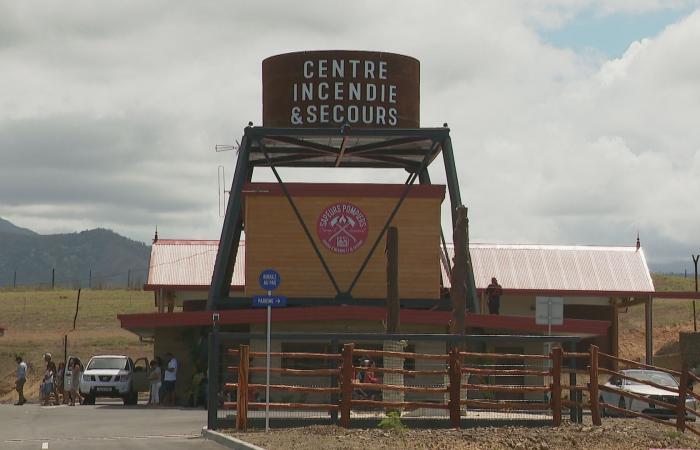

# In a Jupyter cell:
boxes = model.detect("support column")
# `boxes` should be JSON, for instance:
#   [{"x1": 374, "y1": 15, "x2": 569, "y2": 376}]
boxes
[
  {"x1": 383, "y1": 226, "x2": 404, "y2": 405},
  {"x1": 207, "y1": 135, "x2": 252, "y2": 310},
  {"x1": 610, "y1": 298, "x2": 619, "y2": 372},
  {"x1": 645, "y1": 296, "x2": 653, "y2": 365}
]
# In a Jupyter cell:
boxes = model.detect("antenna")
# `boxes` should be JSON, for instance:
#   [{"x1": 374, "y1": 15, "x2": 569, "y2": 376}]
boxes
[
  {"x1": 215, "y1": 140, "x2": 240, "y2": 153},
  {"x1": 218, "y1": 165, "x2": 230, "y2": 218}
]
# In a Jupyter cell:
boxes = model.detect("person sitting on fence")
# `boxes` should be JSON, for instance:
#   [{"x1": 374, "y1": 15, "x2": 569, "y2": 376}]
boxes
[
  {"x1": 354, "y1": 359, "x2": 381, "y2": 401},
  {"x1": 365, "y1": 360, "x2": 379, "y2": 385}
]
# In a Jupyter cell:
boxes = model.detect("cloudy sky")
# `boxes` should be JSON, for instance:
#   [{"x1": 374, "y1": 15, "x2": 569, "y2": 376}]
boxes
[{"x1": 1, "y1": 1, "x2": 699, "y2": 272}]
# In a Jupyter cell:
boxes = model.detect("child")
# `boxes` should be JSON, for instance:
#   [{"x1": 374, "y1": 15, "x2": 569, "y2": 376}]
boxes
[
  {"x1": 68, "y1": 361, "x2": 81, "y2": 406},
  {"x1": 41, "y1": 364, "x2": 55, "y2": 406},
  {"x1": 148, "y1": 360, "x2": 162, "y2": 405}
]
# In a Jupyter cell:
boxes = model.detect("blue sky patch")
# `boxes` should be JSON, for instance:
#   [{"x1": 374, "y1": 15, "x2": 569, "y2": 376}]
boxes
[{"x1": 540, "y1": 7, "x2": 696, "y2": 57}]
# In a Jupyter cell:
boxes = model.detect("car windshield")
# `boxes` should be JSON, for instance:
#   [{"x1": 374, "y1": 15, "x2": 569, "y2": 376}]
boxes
[
  {"x1": 625, "y1": 370, "x2": 677, "y2": 388},
  {"x1": 87, "y1": 357, "x2": 128, "y2": 370}
]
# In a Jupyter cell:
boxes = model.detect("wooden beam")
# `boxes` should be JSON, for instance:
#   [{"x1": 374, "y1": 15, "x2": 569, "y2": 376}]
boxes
[
  {"x1": 645, "y1": 296, "x2": 653, "y2": 365},
  {"x1": 386, "y1": 226, "x2": 400, "y2": 334}
]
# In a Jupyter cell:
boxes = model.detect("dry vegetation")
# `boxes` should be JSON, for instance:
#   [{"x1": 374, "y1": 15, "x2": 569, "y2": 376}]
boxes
[
  {"x1": 0, "y1": 274, "x2": 697, "y2": 403},
  {"x1": 0, "y1": 288, "x2": 153, "y2": 402},
  {"x1": 618, "y1": 274, "x2": 698, "y2": 363}
]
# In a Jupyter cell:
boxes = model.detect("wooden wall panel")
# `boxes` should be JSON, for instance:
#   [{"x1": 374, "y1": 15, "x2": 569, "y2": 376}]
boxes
[{"x1": 244, "y1": 191, "x2": 442, "y2": 299}]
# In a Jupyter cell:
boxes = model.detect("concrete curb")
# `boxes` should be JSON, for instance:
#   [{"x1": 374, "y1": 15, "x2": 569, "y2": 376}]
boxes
[{"x1": 201, "y1": 427, "x2": 267, "y2": 450}]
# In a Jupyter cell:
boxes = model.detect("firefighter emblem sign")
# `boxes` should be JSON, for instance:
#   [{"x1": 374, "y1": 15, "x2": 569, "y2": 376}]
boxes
[{"x1": 317, "y1": 202, "x2": 369, "y2": 254}]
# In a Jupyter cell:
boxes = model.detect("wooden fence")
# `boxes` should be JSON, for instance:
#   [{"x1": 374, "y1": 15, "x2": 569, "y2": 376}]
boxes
[
  {"x1": 583, "y1": 345, "x2": 700, "y2": 438},
  {"x1": 224, "y1": 343, "x2": 564, "y2": 430}
]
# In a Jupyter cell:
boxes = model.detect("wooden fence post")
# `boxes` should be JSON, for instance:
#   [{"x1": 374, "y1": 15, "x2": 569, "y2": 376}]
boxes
[
  {"x1": 677, "y1": 361, "x2": 689, "y2": 432},
  {"x1": 551, "y1": 346, "x2": 562, "y2": 427},
  {"x1": 448, "y1": 346, "x2": 462, "y2": 428},
  {"x1": 340, "y1": 343, "x2": 354, "y2": 428},
  {"x1": 589, "y1": 345, "x2": 602, "y2": 426},
  {"x1": 236, "y1": 344, "x2": 249, "y2": 431}
]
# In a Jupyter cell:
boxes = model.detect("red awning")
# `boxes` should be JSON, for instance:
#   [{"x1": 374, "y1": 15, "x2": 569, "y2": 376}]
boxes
[{"x1": 118, "y1": 306, "x2": 609, "y2": 336}]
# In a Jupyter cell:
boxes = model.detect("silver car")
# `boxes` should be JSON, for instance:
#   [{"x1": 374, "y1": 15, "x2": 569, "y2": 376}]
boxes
[{"x1": 600, "y1": 369, "x2": 697, "y2": 419}]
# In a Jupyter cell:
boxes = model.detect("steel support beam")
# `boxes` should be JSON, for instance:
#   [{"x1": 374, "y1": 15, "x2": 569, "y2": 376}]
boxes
[
  {"x1": 645, "y1": 296, "x2": 653, "y2": 365},
  {"x1": 207, "y1": 136, "x2": 252, "y2": 310},
  {"x1": 441, "y1": 136, "x2": 480, "y2": 314},
  {"x1": 441, "y1": 136, "x2": 462, "y2": 229}
]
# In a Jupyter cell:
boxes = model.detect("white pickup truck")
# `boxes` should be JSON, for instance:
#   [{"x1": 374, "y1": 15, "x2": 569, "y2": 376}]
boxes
[{"x1": 79, "y1": 355, "x2": 150, "y2": 405}]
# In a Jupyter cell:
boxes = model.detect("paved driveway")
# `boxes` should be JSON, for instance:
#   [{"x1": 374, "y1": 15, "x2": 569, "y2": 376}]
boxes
[{"x1": 0, "y1": 402, "x2": 225, "y2": 450}]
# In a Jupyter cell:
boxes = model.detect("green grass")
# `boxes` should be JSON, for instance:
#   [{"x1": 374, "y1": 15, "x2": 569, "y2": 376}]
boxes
[{"x1": 652, "y1": 273, "x2": 698, "y2": 292}]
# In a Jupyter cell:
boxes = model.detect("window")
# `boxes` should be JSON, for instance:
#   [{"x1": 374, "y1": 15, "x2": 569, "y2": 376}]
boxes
[{"x1": 87, "y1": 357, "x2": 128, "y2": 370}]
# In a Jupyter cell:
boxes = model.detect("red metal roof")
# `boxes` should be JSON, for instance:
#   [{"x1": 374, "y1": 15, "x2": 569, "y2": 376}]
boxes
[
  {"x1": 118, "y1": 306, "x2": 610, "y2": 336},
  {"x1": 144, "y1": 239, "x2": 244, "y2": 291},
  {"x1": 441, "y1": 244, "x2": 655, "y2": 295}
]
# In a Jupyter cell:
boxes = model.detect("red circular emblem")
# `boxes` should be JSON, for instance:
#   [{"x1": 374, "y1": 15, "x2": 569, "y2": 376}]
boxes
[{"x1": 317, "y1": 202, "x2": 369, "y2": 254}]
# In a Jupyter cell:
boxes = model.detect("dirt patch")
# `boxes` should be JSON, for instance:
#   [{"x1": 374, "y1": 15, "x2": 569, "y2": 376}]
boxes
[{"x1": 226, "y1": 421, "x2": 699, "y2": 450}]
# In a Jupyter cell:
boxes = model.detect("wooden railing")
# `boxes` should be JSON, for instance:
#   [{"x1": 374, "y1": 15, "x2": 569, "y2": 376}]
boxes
[
  {"x1": 222, "y1": 343, "x2": 700, "y2": 436},
  {"x1": 224, "y1": 343, "x2": 564, "y2": 429},
  {"x1": 584, "y1": 345, "x2": 700, "y2": 438}
]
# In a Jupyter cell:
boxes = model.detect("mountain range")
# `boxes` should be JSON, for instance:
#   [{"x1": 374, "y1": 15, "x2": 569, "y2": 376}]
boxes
[{"x1": 0, "y1": 217, "x2": 150, "y2": 288}]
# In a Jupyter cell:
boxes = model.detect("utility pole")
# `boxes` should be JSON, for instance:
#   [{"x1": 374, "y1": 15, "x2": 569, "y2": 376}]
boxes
[{"x1": 692, "y1": 255, "x2": 698, "y2": 332}]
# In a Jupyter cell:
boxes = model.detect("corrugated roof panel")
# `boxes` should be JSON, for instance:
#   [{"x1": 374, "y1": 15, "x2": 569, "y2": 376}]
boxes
[
  {"x1": 444, "y1": 244, "x2": 654, "y2": 293},
  {"x1": 147, "y1": 240, "x2": 245, "y2": 288},
  {"x1": 148, "y1": 240, "x2": 654, "y2": 294}
]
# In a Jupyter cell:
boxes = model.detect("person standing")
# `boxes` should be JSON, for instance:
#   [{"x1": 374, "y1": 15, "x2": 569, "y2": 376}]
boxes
[
  {"x1": 68, "y1": 361, "x2": 82, "y2": 406},
  {"x1": 40, "y1": 353, "x2": 57, "y2": 405},
  {"x1": 163, "y1": 352, "x2": 178, "y2": 406},
  {"x1": 148, "y1": 360, "x2": 162, "y2": 405},
  {"x1": 486, "y1": 277, "x2": 503, "y2": 315},
  {"x1": 15, "y1": 356, "x2": 27, "y2": 405}
]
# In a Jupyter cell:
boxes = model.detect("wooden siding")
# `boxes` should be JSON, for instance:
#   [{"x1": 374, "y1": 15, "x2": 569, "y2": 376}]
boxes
[{"x1": 244, "y1": 186, "x2": 443, "y2": 299}]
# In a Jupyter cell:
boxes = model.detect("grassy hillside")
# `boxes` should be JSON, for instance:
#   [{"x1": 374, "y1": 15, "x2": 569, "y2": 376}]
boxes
[
  {"x1": 617, "y1": 273, "x2": 698, "y2": 363},
  {"x1": 0, "y1": 288, "x2": 153, "y2": 402}
]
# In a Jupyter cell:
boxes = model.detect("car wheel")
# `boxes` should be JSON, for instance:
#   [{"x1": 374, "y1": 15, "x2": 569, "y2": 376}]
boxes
[
  {"x1": 83, "y1": 395, "x2": 95, "y2": 405},
  {"x1": 618, "y1": 396, "x2": 627, "y2": 417},
  {"x1": 599, "y1": 397, "x2": 607, "y2": 417},
  {"x1": 123, "y1": 392, "x2": 137, "y2": 405}
]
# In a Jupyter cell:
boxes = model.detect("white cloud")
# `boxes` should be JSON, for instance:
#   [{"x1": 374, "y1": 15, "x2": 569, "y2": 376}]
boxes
[{"x1": 0, "y1": 1, "x2": 698, "y2": 271}]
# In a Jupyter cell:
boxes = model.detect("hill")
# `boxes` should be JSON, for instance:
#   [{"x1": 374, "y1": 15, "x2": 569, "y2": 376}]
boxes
[
  {"x1": 0, "y1": 218, "x2": 150, "y2": 288},
  {"x1": 0, "y1": 217, "x2": 37, "y2": 236}
]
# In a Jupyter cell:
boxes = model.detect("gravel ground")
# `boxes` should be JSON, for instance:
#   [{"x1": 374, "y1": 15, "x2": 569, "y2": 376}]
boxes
[{"x1": 226, "y1": 420, "x2": 700, "y2": 450}]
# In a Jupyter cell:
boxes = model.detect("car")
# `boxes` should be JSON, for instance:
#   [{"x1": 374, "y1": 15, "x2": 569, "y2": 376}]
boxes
[
  {"x1": 79, "y1": 355, "x2": 150, "y2": 405},
  {"x1": 600, "y1": 369, "x2": 697, "y2": 419}
]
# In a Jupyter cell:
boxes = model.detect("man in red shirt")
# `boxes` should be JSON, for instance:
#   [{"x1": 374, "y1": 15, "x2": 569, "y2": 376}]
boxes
[{"x1": 486, "y1": 277, "x2": 502, "y2": 315}]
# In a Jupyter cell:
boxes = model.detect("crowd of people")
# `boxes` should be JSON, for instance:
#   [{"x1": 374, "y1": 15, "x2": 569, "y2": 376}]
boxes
[{"x1": 13, "y1": 352, "x2": 186, "y2": 407}]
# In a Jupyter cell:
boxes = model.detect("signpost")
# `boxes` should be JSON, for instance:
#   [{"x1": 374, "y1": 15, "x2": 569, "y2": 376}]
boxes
[
  {"x1": 252, "y1": 269, "x2": 284, "y2": 432},
  {"x1": 536, "y1": 297, "x2": 564, "y2": 365}
]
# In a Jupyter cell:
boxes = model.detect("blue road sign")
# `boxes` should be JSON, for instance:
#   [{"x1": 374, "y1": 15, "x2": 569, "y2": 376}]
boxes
[
  {"x1": 252, "y1": 295, "x2": 288, "y2": 308},
  {"x1": 259, "y1": 269, "x2": 281, "y2": 291}
]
